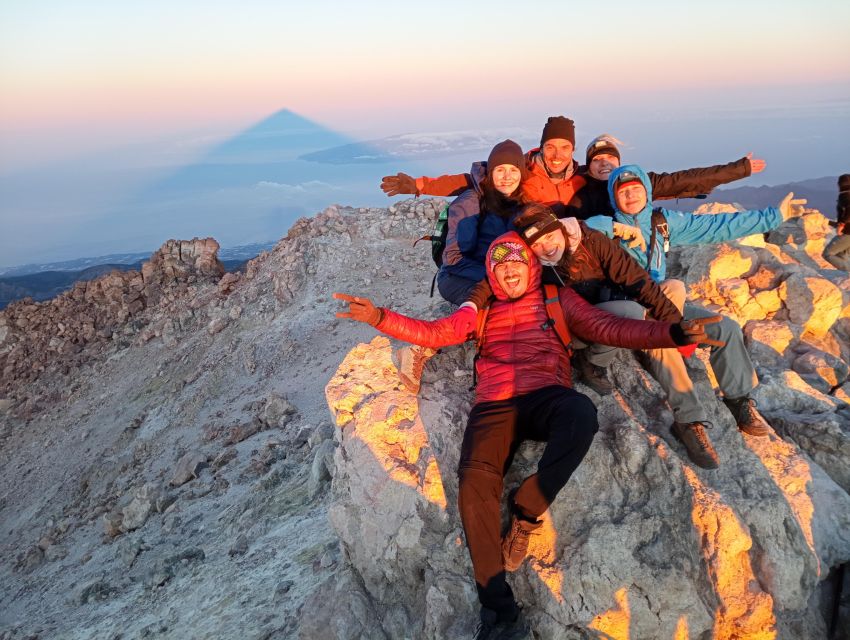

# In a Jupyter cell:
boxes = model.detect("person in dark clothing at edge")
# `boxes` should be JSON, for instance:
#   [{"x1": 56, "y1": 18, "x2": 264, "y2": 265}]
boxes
[
  {"x1": 393, "y1": 139, "x2": 528, "y2": 394},
  {"x1": 823, "y1": 174, "x2": 850, "y2": 271},
  {"x1": 334, "y1": 232, "x2": 720, "y2": 640},
  {"x1": 582, "y1": 164, "x2": 807, "y2": 468}
]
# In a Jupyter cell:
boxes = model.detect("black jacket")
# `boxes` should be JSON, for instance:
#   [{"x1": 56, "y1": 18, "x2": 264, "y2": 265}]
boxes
[{"x1": 566, "y1": 156, "x2": 752, "y2": 220}]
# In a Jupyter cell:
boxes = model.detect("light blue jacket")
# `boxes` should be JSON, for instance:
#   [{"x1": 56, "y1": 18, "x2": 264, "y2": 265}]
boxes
[{"x1": 584, "y1": 164, "x2": 782, "y2": 282}]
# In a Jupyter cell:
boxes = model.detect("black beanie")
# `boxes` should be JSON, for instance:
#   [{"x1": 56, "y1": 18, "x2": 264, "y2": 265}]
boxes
[
  {"x1": 586, "y1": 134, "x2": 622, "y2": 165},
  {"x1": 514, "y1": 205, "x2": 562, "y2": 245},
  {"x1": 487, "y1": 140, "x2": 525, "y2": 176},
  {"x1": 540, "y1": 116, "x2": 576, "y2": 146}
]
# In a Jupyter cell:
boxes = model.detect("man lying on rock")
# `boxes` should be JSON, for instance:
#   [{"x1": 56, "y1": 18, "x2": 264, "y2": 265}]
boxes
[
  {"x1": 581, "y1": 164, "x2": 807, "y2": 468},
  {"x1": 334, "y1": 232, "x2": 719, "y2": 640}
]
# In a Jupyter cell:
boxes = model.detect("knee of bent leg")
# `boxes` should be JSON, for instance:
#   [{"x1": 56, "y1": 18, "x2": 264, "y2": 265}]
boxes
[
  {"x1": 660, "y1": 279, "x2": 686, "y2": 311},
  {"x1": 715, "y1": 314, "x2": 743, "y2": 342},
  {"x1": 457, "y1": 464, "x2": 502, "y2": 505},
  {"x1": 571, "y1": 394, "x2": 600, "y2": 440}
]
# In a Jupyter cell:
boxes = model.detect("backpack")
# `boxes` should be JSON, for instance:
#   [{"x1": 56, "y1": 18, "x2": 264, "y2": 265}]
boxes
[
  {"x1": 414, "y1": 204, "x2": 450, "y2": 268},
  {"x1": 470, "y1": 284, "x2": 573, "y2": 387},
  {"x1": 414, "y1": 202, "x2": 487, "y2": 297}
]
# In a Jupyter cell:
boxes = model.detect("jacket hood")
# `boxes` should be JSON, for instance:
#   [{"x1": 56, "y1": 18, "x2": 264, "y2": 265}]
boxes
[
  {"x1": 485, "y1": 231, "x2": 541, "y2": 301},
  {"x1": 469, "y1": 161, "x2": 488, "y2": 195},
  {"x1": 608, "y1": 164, "x2": 653, "y2": 218}
]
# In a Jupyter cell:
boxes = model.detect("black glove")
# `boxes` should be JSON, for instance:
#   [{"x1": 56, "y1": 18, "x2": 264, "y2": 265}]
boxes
[
  {"x1": 669, "y1": 316, "x2": 726, "y2": 347},
  {"x1": 333, "y1": 293, "x2": 383, "y2": 326},
  {"x1": 380, "y1": 173, "x2": 417, "y2": 197}
]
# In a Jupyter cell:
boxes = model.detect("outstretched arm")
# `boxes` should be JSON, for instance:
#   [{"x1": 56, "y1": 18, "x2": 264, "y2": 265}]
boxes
[
  {"x1": 380, "y1": 172, "x2": 472, "y2": 197},
  {"x1": 666, "y1": 192, "x2": 805, "y2": 246},
  {"x1": 649, "y1": 154, "x2": 763, "y2": 200},
  {"x1": 334, "y1": 292, "x2": 476, "y2": 348},
  {"x1": 561, "y1": 287, "x2": 722, "y2": 349}
]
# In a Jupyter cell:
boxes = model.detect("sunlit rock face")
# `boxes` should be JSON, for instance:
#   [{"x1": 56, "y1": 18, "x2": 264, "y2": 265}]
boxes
[
  {"x1": 317, "y1": 207, "x2": 850, "y2": 639},
  {"x1": 325, "y1": 345, "x2": 850, "y2": 639}
]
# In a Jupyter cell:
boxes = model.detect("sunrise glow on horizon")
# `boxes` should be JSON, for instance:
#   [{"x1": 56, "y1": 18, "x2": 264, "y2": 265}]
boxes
[
  {"x1": 3, "y1": 0, "x2": 850, "y2": 165},
  {"x1": 2, "y1": 0, "x2": 850, "y2": 267}
]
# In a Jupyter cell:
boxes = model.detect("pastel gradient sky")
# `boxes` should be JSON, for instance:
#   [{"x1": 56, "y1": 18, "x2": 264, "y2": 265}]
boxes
[
  {"x1": 1, "y1": 0, "x2": 850, "y2": 266},
  {"x1": 3, "y1": 0, "x2": 849, "y2": 166}
]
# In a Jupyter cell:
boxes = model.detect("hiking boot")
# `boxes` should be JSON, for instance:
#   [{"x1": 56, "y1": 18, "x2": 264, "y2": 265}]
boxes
[
  {"x1": 723, "y1": 396, "x2": 770, "y2": 437},
  {"x1": 473, "y1": 607, "x2": 530, "y2": 640},
  {"x1": 572, "y1": 350, "x2": 613, "y2": 394},
  {"x1": 671, "y1": 422, "x2": 720, "y2": 469},
  {"x1": 392, "y1": 345, "x2": 437, "y2": 394},
  {"x1": 502, "y1": 514, "x2": 543, "y2": 572}
]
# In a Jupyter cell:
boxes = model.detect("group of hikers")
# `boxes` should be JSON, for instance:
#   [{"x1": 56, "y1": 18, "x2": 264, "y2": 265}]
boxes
[{"x1": 332, "y1": 116, "x2": 834, "y2": 639}]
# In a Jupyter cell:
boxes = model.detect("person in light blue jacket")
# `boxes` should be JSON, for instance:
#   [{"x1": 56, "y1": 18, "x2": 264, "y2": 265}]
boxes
[
  {"x1": 583, "y1": 164, "x2": 806, "y2": 468},
  {"x1": 585, "y1": 164, "x2": 793, "y2": 282}
]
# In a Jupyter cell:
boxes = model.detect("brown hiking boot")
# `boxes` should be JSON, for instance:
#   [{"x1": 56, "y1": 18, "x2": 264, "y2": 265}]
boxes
[
  {"x1": 723, "y1": 396, "x2": 770, "y2": 437},
  {"x1": 572, "y1": 350, "x2": 613, "y2": 394},
  {"x1": 392, "y1": 345, "x2": 437, "y2": 394},
  {"x1": 671, "y1": 422, "x2": 720, "y2": 469},
  {"x1": 501, "y1": 515, "x2": 543, "y2": 572}
]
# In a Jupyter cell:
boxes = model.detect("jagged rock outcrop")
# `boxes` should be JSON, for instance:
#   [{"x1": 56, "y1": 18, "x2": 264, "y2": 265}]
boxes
[{"x1": 0, "y1": 237, "x2": 224, "y2": 402}]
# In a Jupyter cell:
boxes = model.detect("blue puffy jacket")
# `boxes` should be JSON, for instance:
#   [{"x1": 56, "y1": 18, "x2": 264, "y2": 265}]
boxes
[
  {"x1": 439, "y1": 163, "x2": 523, "y2": 282},
  {"x1": 584, "y1": 164, "x2": 782, "y2": 282}
]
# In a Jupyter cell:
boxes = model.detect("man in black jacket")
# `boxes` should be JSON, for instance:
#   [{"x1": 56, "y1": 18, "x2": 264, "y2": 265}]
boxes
[{"x1": 564, "y1": 134, "x2": 765, "y2": 220}]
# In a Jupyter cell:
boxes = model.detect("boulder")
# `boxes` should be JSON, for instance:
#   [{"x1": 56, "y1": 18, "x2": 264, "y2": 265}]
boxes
[
  {"x1": 778, "y1": 274, "x2": 842, "y2": 337},
  {"x1": 325, "y1": 336, "x2": 850, "y2": 638},
  {"x1": 170, "y1": 450, "x2": 209, "y2": 487}
]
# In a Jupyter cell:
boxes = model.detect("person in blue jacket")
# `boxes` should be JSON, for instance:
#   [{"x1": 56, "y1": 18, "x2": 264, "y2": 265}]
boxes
[
  {"x1": 393, "y1": 140, "x2": 527, "y2": 395},
  {"x1": 437, "y1": 139, "x2": 526, "y2": 305},
  {"x1": 583, "y1": 164, "x2": 806, "y2": 468}
]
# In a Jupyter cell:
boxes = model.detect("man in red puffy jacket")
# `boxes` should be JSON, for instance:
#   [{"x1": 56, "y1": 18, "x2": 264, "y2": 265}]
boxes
[{"x1": 335, "y1": 232, "x2": 717, "y2": 640}]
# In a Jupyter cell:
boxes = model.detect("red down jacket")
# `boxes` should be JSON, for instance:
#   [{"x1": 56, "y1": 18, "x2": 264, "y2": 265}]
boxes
[{"x1": 376, "y1": 232, "x2": 678, "y2": 403}]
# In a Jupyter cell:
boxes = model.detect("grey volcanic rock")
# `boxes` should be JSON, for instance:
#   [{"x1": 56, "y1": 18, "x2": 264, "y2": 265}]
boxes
[
  {"x1": 326, "y1": 336, "x2": 850, "y2": 639},
  {"x1": 170, "y1": 451, "x2": 209, "y2": 487},
  {"x1": 0, "y1": 198, "x2": 848, "y2": 639}
]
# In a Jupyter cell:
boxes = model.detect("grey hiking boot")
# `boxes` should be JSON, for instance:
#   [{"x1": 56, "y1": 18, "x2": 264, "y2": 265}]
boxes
[
  {"x1": 501, "y1": 514, "x2": 543, "y2": 572},
  {"x1": 473, "y1": 607, "x2": 530, "y2": 640},
  {"x1": 723, "y1": 396, "x2": 770, "y2": 437},
  {"x1": 671, "y1": 421, "x2": 720, "y2": 469},
  {"x1": 392, "y1": 345, "x2": 437, "y2": 394},
  {"x1": 572, "y1": 350, "x2": 613, "y2": 394}
]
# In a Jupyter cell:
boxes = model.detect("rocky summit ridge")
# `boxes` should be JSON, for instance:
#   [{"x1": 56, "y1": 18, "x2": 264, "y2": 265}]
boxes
[{"x1": 0, "y1": 199, "x2": 849, "y2": 639}]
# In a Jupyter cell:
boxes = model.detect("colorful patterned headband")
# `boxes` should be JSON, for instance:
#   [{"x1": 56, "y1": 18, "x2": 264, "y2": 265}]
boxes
[{"x1": 490, "y1": 241, "x2": 529, "y2": 266}]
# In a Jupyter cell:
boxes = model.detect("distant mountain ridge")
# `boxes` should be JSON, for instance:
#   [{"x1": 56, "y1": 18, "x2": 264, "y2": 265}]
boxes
[
  {"x1": 666, "y1": 175, "x2": 840, "y2": 219},
  {"x1": 0, "y1": 241, "x2": 277, "y2": 309}
]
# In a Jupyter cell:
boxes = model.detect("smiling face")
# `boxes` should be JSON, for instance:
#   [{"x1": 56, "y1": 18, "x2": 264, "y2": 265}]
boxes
[
  {"x1": 616, "y1": 181, "x2": 648, "y2": 215},
  {"x1": 589, "y1": 153, "x2": 620, "y2": 180},
  {"x1": 490, "y1": 163, "x2": 522, "y2": 195},
  {"x1": 530, "y1": 229, "x2": 566, "y2": 265},
  {"x1": 493, "y1": 261, "x2": 529, "y2": 299},
  {"x1": 542, "y1": 138, "x2": 574, "y2": 174}
]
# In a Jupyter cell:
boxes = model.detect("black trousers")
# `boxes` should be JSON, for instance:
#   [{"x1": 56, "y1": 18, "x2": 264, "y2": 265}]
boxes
[{"x1": 457, "y1": 385, "x2": 598, "y2": 614}]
